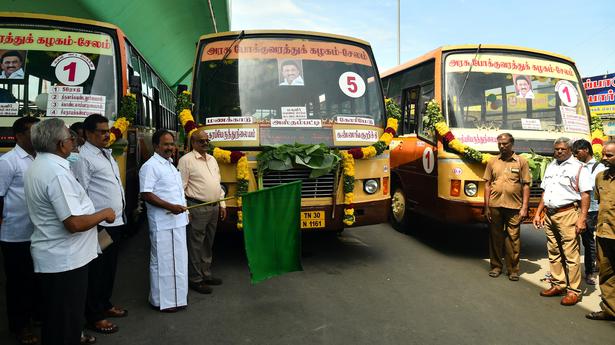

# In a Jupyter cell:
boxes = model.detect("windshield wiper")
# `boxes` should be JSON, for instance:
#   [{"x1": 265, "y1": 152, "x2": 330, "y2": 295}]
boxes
[
  {"x1": 458, "y1": 43, "x2": 481, "y2": 100},
  {"x1": 206, "y1": 30, "x2": 245, "y2": 84}
]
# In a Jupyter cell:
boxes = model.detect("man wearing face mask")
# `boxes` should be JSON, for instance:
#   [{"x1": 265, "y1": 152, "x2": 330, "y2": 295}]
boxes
[
  {"x1": 586, "y1": 141, "x2": 615, "y2": 321},
  {"x1": 0, "y1": 116, "x2": 40, "y2": 345},
  {"x1": 72, "y1": 114, "x2": 126, "y2": 334},
  {"x1": 139, "y1": 130, "x2": 189, "y2": 312},
  {"x1": 533, "y1": 137, "x2": 591, "y2": 306}
]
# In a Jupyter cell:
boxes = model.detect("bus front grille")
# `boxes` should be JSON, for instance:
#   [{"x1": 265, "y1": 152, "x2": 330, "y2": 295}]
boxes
[
  {"x1": 530, "y1": 181, "x2": 543, "y2": 199},
  {"x1": 253, "y1": 169, "x2": 336, "y2": 198}
]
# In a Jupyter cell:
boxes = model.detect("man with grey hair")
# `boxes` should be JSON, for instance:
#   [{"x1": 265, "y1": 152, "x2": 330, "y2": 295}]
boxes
[
  {"x1": 533, "y1": 137, "x2": 591, "y2": 306},
  {"x1": 25, "y1": 118, "x2": 115, "y2": 345}
]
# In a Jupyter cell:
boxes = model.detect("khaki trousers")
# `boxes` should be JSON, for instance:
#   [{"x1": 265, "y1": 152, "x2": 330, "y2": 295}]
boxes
[
  {"x1": 187, "y1": 201, "x2": 219, "y2": 284},
  {"x1": 544, "y1": 208, "x2": 581, "y2": 293},
  {"x1": 488, "y1": 207, "x2": 521, "y2": 275},
  {"x1": 597, "y1": 237, "x2": 615, "y2": 317}
]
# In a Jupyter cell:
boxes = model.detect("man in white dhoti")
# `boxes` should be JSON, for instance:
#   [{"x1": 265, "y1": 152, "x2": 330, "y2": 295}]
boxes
[{"x1": 139, "y1": 130, "x2": 189, "y2": 312}]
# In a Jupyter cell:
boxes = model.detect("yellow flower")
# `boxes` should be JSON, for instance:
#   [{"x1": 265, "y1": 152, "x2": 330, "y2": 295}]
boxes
[
  {"x1": 380, "y1": 132, "x2": 393, "y2": 145},
  {"x1": 449, "y1": 139, "x2": 466, "y2": 154},
  {"x1": 361, "y1": 146, "x2": 377, "y2": 158},
  {"x1": 481, "y1": 153, "x2": 494, "y2": 164},
  {"x1": 182, "y1": 90, "x2": 191, "y2": 95},
  {"x1": 213, "y1": 147, "x2": 231, "y2": 163},
  {"x1": 593, "y1": 144, "x2": 603, "y2": 155},
  {"x1": 236, "y1": 156, "x2": 249, "y2": 180},
  {"x1": 179, "y1": 109, "x2": 194, "y2": 126},
  {"x1": 435, "y1": 122, "x2": 450, "y2": 136},
  {"x1": 344, "y1": 192, "x2": 354, "y2": 204},
  {"x1": 237, "y1": 196, "x2": 242, "y2": 207},
  {"x1": 108, "y1": 133, "x2": 116, "y2": 146},
  {"x1": 344, "y1": 208, "x2": 354, "y2": 216},
  {"x1": 591, "y1": 129, "x2": 604, "y2": 139},
  {"x1": 386, "y1": 118, "x2": 399, "y2": 131}
]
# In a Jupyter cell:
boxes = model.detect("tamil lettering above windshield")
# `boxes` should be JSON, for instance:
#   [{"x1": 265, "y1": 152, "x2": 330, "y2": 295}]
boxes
[
  {"x1": 0, "y1": 27, "x2": 117, "y2": 118},
  {"x1": 444, "y1": 52, "x2": 589, "y2": 136},
  {"x1": 194, "y1": 36, "x2": 384, "y2": 147}
]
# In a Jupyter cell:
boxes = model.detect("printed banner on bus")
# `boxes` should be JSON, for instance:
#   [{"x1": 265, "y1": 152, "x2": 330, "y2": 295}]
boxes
[
  {"x1": 446, "y1": 53, "x2": 576, "y2": 81},
  {"x1": 0, "y1": 28, "x2": 113, "y2": 55},
  {"x1": 201, "y1": 39, "x2": 372, "y2": 66},
  {"x1": 582, "y1": 72, "x2": 615, "y2": 115}
]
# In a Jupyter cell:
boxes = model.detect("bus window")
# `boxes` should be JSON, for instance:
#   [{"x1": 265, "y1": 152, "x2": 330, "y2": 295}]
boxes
[{"x1": 417, "y1": 82, "x2": 435, "y2": 141}]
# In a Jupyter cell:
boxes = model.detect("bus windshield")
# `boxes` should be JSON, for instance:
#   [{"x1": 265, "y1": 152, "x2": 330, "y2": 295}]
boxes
[
  {"x1": 0, "y1": 26, "x2": 117, "y2": 118},
  {"x1": 444, "y1": 52, "x2": 589, "y2": 135},
  {"x1": 194, "y1": 35, "x2": 384, "y2": 146}
]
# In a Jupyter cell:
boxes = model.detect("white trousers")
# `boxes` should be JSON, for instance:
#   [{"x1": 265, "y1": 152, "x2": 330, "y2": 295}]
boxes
[{"x1": 149, "y1": 227, "x2": 188, "y2": 310}]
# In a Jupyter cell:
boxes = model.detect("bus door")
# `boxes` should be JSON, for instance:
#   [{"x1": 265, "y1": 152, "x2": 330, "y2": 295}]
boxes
[{"x1": 391, "y1": 84, "x2": 437, "y2": 212}]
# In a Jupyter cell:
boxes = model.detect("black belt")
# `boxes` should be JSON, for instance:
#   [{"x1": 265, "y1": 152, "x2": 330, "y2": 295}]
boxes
[
  {"x1": 546, "y1": 203, "x2": 576, "y2": 215},
  {"x1": 186, "y1": 197, "x2": 217, "y2": 206}
]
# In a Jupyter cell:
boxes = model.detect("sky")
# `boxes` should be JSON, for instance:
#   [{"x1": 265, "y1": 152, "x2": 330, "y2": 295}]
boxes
[{"x1": 230, "y1": 0, "x2": 615, "y2": 78}]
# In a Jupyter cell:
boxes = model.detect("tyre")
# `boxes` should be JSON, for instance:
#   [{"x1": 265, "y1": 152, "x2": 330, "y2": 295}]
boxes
[{"x1": 390, "y1": 186, "x2": 410, "y2": 232}]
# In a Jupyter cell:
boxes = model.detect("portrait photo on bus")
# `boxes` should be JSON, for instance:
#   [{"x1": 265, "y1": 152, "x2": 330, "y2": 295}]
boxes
[
  {"x1": 513, "y1": 74, "x2": 534, "y2": 99},
  {"x1": 278, "y1": 59, "x2": 304, "y2": 86},
  {"x1": 0, "y1": 50, "x2": 26, "y2": 80}
]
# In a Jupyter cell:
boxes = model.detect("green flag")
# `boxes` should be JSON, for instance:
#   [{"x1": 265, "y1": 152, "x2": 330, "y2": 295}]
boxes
[{"x1": 242, "y1": 181, "x2": 303, "y2": 283}]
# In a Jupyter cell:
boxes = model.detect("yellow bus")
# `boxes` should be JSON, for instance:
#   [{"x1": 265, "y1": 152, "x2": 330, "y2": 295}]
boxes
[
  {"x1": 381, "y1": 45, "x2": 591, "y2": 228},
  {"x1": 0, "y1": 12, "x2": 178, "y2": 223},
  {"x1": 191, "y1": 30, "x2": 390, "y2": 231}
]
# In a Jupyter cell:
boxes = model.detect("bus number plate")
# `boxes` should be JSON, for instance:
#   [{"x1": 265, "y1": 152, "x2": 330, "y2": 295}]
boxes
[{"x1": 301, "y1": 211, "x2": 325, "y2": 229}]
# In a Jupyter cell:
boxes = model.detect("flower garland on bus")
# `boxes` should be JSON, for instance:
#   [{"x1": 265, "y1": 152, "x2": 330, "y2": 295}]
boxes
[
  {"x1": 176, "y1": 91, "x2": 248, "y2": 230},
  {"x1": 590, "y1": 114, "x2": 608, "y2": 161},
  {"x1": 423, "y1": 100, "x2": 494, "y2": 164},
  {"x1": 340, "y1": 98, "x2": 401, "y2": 226},
  {"x1": 107, "y1": 93, "x2": 136, "y2": 147}
]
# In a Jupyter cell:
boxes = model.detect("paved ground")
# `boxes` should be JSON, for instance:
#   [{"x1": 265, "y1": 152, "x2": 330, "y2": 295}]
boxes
[{"x1": 1, "y1": 221, "x2": 614, "y2": 345}]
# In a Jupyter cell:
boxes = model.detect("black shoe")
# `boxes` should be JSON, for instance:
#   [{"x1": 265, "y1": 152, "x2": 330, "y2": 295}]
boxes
[
  {"x1": 189, "y1": 281, "x2": 213, "y2": 294},
  {"x1": 203, "y1": 277, "x2": 223, "y2": 286}
]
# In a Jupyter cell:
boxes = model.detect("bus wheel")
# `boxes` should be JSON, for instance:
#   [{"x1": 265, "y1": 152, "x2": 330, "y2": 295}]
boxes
[{"x1": 390, "y1": 187, "x2": 409, "y2": 232}]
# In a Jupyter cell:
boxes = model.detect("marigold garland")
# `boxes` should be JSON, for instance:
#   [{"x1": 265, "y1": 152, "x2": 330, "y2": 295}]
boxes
[
  {"x1": 590, "y1": 114, "x2": 608, "y2": 160},
  {"x1": 341, "y1": 98, "x2": 401, "y2": 226},
  {"x1": 212, "y1": 147, "x2": 249, "y2": 229},
  {"x1": 108, "y1": 117, "x2": 130, "y2": 147}
]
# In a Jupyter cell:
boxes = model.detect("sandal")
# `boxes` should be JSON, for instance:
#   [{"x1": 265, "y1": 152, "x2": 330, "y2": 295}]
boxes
[
  {"x1": 508, "y1": 273, "x2": 519, "y2": 281},
  {"x1": 88, "y1": 320, "x2": 119, "y2": 334},
  {"x1": 104, "y1": 306, "x2": 128, "y2": 318},
  {"x1": 586, "y1": 311, "x2": 615, "y2": 321},
  {"x1": 80, "y1": 333, "x2": 97, "y2": 345},
  {"x1": 488, "y1": 270, "x2": 501, "y2": 278},
  {"x1": 16, "y1": 329, "x2": 39, "y2": 345}
]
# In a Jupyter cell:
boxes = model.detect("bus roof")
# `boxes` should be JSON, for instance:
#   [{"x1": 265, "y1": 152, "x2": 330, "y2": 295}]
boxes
[
  {"x1": 381, "y1": 44, "x2": 575, "y2": 78},
  {"x1": 0, "y1": 11, "x2": 121, "y2": 31},
  {"x1": 198, "y1": 30, "x2": 371, "y2": 47}
]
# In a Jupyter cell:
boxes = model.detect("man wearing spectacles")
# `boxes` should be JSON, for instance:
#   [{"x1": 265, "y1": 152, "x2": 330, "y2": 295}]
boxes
[
  {"x1": 178, "y1": 128, "x2": 226, "y2": 294},
  {"x1": 533, "y1": 137, "x2": 591, "y2": 306},
  {"x1": 72, "y1": 114, "x2": 126, "y2": 334}
]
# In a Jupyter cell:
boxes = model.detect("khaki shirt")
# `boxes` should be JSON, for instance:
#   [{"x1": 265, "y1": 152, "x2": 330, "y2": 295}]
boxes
[
  {"x1": 483, "y1": 153, "x2": 531, "y2": 209},
  {"x1": 595, "y1": 170, "x2": 615, "y2": 239},
  {"x1": 177, "y1": 150, "x2": 226, "y2": 208}
]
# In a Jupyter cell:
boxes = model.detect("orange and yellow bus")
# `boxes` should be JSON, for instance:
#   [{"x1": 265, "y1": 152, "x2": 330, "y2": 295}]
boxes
[
  {"x1": 381, "y1": 45, "x2": 591, "y2": 228},
  {"x1": 0, "y1": 12, "x2": 178, "y2": 222},
  {"x1": 191, "y1": 30, "x2": 390, "y2": 231}
]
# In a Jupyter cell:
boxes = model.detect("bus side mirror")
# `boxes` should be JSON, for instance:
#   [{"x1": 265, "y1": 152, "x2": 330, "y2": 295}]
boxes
[{"x1": 129, "y1": 75, "x2": 142, "y2": 94}]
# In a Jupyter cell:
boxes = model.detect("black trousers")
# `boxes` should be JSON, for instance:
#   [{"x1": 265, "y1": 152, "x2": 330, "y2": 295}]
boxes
[
  {"x1": 0, "y1": 241, "x2": 38, "y2": 333},
  {"x1": 85, "y1": 225, "x2": 123, "y2": 323},
  {"x1": 39, "y1": 264, "x2": 89, "y2": 345}
]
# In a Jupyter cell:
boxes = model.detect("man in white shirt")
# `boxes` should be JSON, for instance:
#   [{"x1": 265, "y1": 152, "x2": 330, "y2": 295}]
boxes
[
  {"x1": 25, "y1": 118, "x2": 115, "y2": 345},
  {"x1": 73, "y1": 114, "x2": 126, "y2": 334},
  {"x1": 0, "y1": 116, "x2": 39, "y2": 344},
  {"x1": 533, "y1": 137, "x2": 591, "y2": 306},
  {"x1": 0, "y1": 51, "x2": 25, "y2": 79},
  {"x1": 178, "y1": 129, "x2": 227, "y2": 294},
  {"x1": 279, "y1": 60, "x2": 304, "y2": 86},
  {"x1": 573, "y1": 139, "x2": 607, "y2": 285},
  {"x1": 139, "y1": 130, "x2": 189, "y2": 312}
]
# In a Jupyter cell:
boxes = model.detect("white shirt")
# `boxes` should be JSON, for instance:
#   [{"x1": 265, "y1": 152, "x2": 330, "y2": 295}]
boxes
[
  {"x1": 72, "y1": 141, "x2": 125, "y2": 226},
  {"x1": 0, "y1": 68, "x2": 24, "y2": 79},
  {"x1": 139, "y1": 153, "x2": 188, "y2": 231},
  {"x1": 0, "y1": 144, "x2": 34, "y2": 242},
  {"x1": 541, "y1": 156, "x2": 592, "y2": 209},
  {"x1": 280, "y1": 75, "x2": 304, "y2": 86},
  {"x1": 579, "y1": 158, "x2": 608, "y2": 212},
  {"x1": 24, "y1": 153, "x2": 98, "y2": 273}
]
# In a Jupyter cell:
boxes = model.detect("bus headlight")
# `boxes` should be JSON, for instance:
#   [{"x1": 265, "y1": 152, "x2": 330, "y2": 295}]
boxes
[
  {"x1": 464, "y1": 182, "x2": 478, "y2": 197},
  {"x1": 363, "y1": 179, "x2": 379, "y2": 194}
]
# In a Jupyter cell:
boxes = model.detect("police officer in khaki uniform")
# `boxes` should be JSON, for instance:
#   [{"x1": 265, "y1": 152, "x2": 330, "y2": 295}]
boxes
[
  {"x1": 484, "y1": 133, "x2": 531, "y2": 281},
  {"x1": 586, "y1": 140, "x2": 615, "y2": 321},
  {"x1": 533, "y1": 137, "x2": 591, "y2": 306}
]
